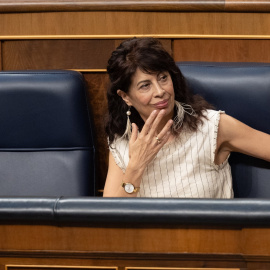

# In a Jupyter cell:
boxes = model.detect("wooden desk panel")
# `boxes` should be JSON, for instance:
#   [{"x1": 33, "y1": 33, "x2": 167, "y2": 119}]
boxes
[
  {"x1": 0, "y1": 225, "x2": 241, "y2": 253},
  {"x1": 0, "y1": 224, "x2": 269, "y2": 269}
]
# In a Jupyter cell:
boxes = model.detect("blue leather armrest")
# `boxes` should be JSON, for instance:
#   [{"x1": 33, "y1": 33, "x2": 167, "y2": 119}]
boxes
[
  {"x1": 1, "y1": 197, "x2": 270, "y2": 227},
  {"x1": 0, "y1": 197, "x2": 56, "y2": 222}
]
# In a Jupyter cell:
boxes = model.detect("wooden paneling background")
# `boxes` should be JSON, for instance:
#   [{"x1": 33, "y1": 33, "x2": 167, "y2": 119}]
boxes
[
  {"x1": 2, "y1": 39, "x2": 172, "y2": 70},
  {"x1": 2, "y1": 40, "x2": 116, "y2": 70},
  {"x1": 1, "y1": 12, "x2": 270, "y2": 36},
  {"x1": 1, "y1": 1, "x2": 270, "y2": 193},
  {"x1": 84, "y1": 73, "x2": 109, "y2": 185},
  {"x1": 174, "y1": 39, "x2": 270, "y2": 62}
]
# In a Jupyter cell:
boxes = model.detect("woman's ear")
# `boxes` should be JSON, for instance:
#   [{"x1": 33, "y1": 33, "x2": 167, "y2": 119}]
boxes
[{"x1": 117, "y1": 90, "x2": 132, "y2": 106}]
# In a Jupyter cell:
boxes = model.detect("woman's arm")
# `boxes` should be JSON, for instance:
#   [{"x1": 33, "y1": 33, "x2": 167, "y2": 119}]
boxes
[
  {"x1": 103, "y1": 109, "x2": 173, "y2": 197},
  {"x1": 216, "y1": 114, "x2": 270, "y2": 165},
  {"x1": 103, "y1": 151, "x2": 144, "y2": 197}
]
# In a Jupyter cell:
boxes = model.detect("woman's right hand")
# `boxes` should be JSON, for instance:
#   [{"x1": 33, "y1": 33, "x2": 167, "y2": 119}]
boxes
[
  {"x1": 103, "y1": 109, "x2": 173, "y2": 197},
  {"x1": 128, "y1": 109, "x2": 173, "y2": 172}
]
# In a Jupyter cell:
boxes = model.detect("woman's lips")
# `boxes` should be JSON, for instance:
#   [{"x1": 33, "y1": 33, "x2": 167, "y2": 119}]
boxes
[{"x1": 154, "y1": 99, "x2": 169, "y2": 109}]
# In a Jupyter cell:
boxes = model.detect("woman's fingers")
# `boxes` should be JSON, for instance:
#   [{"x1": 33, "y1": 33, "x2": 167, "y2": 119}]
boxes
[
  {"x1": 146, "y1": 109, "x2": 167, "y2": 137},
  {"x1": 157, "y1": 119, "x2": 174, "y2": 140},
  {"x1": 129, "y1": 123, "x2": 138, "y2": 144},
  {"x1": 141, "y1": 109, "x2": 173, "y2": 138},
  {"x1": 156, "y1": 130, "x2": 171, "y2": 146},
  {"x1": 154, "y1": 120, "x2": 173, "y2": 146},
  {"x1": 140, "y1": 110, "x2": 158, "y2": 136},
  {"x1": 141, "y1": 109, "x2": 167, "y2": 136}
]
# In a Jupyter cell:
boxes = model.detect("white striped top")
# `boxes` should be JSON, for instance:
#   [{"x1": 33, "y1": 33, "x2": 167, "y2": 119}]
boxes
[{"x1": 109, "y1": 110, "x2": 233, "y2": 198}]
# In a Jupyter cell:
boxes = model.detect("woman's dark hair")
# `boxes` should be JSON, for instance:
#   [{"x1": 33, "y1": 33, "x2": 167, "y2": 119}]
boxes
[{"x1": 105, "y1": 37, "x2": 212, "y2": 144}]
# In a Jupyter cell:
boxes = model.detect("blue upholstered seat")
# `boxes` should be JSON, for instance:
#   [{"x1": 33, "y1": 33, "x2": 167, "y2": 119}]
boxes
[
  {"x1": 178, "y1": 62, "x2": 270, "y2": 198},
  {"x1": 0, "y1": 70, "x2": 96, "y2": 196}
]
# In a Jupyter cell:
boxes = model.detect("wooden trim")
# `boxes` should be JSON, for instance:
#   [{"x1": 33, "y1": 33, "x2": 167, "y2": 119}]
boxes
[
  {"x1": 0, "y1": 250, "x2": 252, "y2": 261},
  {"x1": 0, "y1": 0, "x2": 223, "y2": 13},
  {"x1": 125, "y1": 268, "x2": 240, "y2": 270},
  {"x1": 2, "y1": 34, "x2": 270, "y2": 40},
  {"x1": 70, "y1": 69, "x2": 107, "y2": 73},
  {"x1": 0, "y1": 0, "x2": 270, "y2": 13},
  {"x1": 5, "y1": 265, "x2": 118, "y2": 270}
]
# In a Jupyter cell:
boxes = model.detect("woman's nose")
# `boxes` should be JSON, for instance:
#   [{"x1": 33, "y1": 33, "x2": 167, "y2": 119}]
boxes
[{"x1": 153, "y1": 83, "x2": 165, "y2": 97}]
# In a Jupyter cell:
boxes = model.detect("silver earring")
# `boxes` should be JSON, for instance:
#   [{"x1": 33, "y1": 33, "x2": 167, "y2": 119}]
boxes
[
  {"x1": 172, "y1": 100, "x2": 195, "y2": 132},
  {"x1": 122, "y1": 106, "x2": 132, "y2": 139}
]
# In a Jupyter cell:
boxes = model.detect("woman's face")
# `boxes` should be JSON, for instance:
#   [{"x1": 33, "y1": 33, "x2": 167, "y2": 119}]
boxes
[{"x1": 118, "y1": 68, "x2": 175, "y2": 124}]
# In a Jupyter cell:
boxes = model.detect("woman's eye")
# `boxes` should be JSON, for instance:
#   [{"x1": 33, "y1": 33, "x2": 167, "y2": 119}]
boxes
[
  {"x1": 159, "y1": 75, "x2": 168, "y2": 82},
  {"x1": 140, "y1": 83, "x2": 150, "y2": 90}
]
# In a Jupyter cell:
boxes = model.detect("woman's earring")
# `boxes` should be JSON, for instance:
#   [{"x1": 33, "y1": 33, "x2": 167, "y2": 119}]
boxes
[
  {"x1": 172, "y1": 100, "x2": 195, "y2": 132},
  {"x1": 172, "y1": 100, "x2": 185, "y2": 132},
  {"x1": 122, "y1": 106, "x2": 132, "y2": 139}
]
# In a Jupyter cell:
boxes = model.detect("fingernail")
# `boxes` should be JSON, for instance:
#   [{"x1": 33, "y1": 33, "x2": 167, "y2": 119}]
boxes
[{"x1": 152, "y1": 110, "x2": 157, "y2": 115}]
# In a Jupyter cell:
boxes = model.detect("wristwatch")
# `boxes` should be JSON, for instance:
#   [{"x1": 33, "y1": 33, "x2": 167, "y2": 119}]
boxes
[{"x1": 122, "y1": 182, "x2": 140, "y2": 194}]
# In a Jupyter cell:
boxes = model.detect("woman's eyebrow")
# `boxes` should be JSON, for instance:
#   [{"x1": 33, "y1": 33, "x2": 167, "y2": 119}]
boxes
[{"x1": 137, "y1": 80, "x2": 150, "y2": 87}]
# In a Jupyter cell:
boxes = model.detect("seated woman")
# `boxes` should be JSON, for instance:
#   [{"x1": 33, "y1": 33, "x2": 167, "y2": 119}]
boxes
[{"x1": 103, "y1": 37, "x2": 270, "y2": 198}]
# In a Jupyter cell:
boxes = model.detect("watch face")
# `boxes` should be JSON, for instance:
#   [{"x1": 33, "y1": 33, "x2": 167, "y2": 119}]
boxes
[{"x1": 124, "y1": 183, "x2": 135, "y2": 194}]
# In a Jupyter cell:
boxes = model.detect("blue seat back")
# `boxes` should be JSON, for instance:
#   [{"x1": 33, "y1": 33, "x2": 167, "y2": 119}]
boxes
[{"x1": 0, "y1": 70, "x2": 96, "y2": 196}]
